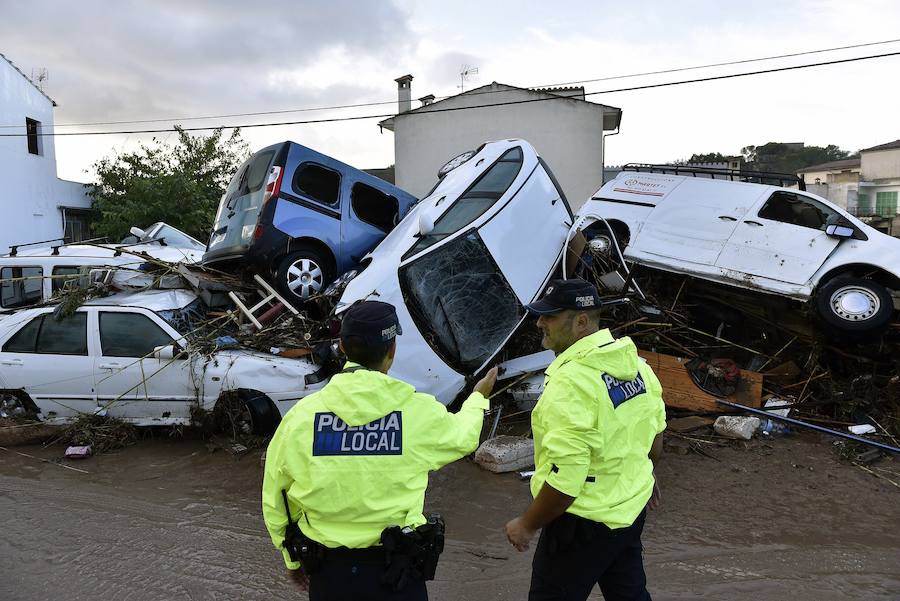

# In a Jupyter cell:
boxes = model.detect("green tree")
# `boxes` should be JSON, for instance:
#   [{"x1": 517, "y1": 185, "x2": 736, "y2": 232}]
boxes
[
  {"x1": 88, "y1": 126, "x2": 250, "y2": 242},
  {"x1": 741, "y1": 142, "x2": 850, "y2": 174},
  {"x1": 688, "y1": 152, "x2": 727, "y2": 164}
]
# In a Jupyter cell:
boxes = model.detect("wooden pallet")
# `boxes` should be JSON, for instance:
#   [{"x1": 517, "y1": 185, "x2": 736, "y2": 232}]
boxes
[{"x1": 638, "y1": 350, "x2": 763, "y2": 412}]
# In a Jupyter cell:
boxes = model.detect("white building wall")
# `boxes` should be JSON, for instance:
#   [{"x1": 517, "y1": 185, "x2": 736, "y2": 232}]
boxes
[
  {"x1": 0, "y1": 57, "x2": 90, "y2": 250},
  {"x1": 390, "y1": 87, "x2": 608, "y2": 210},
  {"x1": 861, "y1": 147, "x2": 900, "y2": 181}
]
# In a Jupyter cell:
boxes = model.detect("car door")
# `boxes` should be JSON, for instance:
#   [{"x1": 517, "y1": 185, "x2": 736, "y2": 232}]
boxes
[
  {"x1": 94, "y1": 309, "x2": 195, "y2": 422},
  {"x1": 345, "y1": 181, "x2": 400, "y2": 265},
  {"x1": 715, "y1": 190, "x2": 842, "y2": 285},
  {"x1": 0, "y1": 310, "x2": 96, "y2": 420},
  {"x1": 629, "y1": 178, "x2": 765, "y2": 265}
]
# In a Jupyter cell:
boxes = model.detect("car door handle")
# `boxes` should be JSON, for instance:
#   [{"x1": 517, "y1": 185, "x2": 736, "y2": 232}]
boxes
[
  {"x1": 744, "y1": 220, "x2": 763, "y2": 227},
  {"x1": 98, "y1": 362, "x2": 123, "y2": 370},
  {"x1": 1, "y1": 359, "x2": 23, "y2": 366},
  {"x1": 718, "y1": 215, "x2": 737, "y2": 221}
]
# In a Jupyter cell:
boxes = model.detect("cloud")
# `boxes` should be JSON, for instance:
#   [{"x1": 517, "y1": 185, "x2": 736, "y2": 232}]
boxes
[{"x1": 0, "y1": 0, "x2": 415, "y2": 123}]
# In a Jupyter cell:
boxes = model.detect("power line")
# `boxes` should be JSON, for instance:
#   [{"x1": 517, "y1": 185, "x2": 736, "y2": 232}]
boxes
[
  {"x1": 2, "y1": 49, "x2": 898, "y2": 138},
  {"x1": 1, "y1": 37, "x2": 898, "y2": 131}
]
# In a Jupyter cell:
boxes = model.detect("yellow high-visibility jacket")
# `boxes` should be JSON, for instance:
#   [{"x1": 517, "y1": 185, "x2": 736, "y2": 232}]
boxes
[
  {"x1": 262, "y1": 362, "x2": 488, "y2": 568},
  {"x1": 530, "y1": 329, "x2": 666, "y2": 529}
]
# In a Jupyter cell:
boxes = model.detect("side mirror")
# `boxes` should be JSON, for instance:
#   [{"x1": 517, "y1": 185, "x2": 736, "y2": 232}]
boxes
[
  {"x1": 153, "y1": 344, "x2": 176, "y2": 360},
  {"x1": 826, "y1": 224, "x2": 854, "y2": 238},
  {"x1": 129, "y1": 226, "x2": 146, "y2": 239},
  {"x1": 418, "y1": 213, "x2": 435, "y2": 237}
]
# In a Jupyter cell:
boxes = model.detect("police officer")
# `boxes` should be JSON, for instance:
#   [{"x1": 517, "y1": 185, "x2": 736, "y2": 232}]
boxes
[
  {"x1": 262, "y1": 300, "x2": 497, "y2": 600},
  {"x1": 504, "y1": 278, "x2": 666, "y2": 601}
]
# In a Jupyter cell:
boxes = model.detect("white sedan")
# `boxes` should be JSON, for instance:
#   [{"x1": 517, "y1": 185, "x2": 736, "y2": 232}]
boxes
[{"x1": 0, "y1": 290, "x2": 324, "y2": 432}]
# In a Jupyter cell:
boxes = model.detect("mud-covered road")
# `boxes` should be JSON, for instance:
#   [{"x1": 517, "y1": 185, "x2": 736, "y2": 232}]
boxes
[{"x1": 1, "y1": 434, "x2": 898, "y2": 600}]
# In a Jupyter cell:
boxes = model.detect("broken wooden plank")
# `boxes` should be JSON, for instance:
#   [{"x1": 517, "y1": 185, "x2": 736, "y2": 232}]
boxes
[
  {"x1": 666, "y1": 416, "x2": 715, "y2": 433},
  {"x1": 638, "y1": 350, "x2": 763, "y2": 412}
]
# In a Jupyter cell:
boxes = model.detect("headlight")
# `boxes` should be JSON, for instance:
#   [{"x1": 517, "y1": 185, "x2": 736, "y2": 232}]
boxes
[
  {"x1": 241, "y1": 224, "x2": 256, "y2": 241},
  {"x1": 323, "y1": 269, "x2": 359, "y2": 296}
]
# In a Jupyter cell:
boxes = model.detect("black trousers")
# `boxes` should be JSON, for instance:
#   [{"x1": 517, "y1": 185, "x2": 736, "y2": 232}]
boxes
[
  {"x1": 308, "y1": 552, "x2": 428, "y2": 601},
  {"x1": 529, "y1": 510, "x2": 651, "y2": 601}
]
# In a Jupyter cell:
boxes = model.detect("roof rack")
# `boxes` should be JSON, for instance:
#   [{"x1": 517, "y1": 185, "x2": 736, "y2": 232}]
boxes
[
  {"x1": 8, "y1": 236, "x2": 110, "y2": 257},
  {"x1": 9, "y1": 238, "x2": 64, "y2": 257},
  {"x1": 622, "y1": 163, "x2": 805, "y2": 191}
]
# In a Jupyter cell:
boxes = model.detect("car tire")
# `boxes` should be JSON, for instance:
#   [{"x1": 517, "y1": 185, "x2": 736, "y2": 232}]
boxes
[
  {"x1": 815, "y1": 277, "x2": 895, "y2": 337},
  {"x1": 237, "y1": 390, "x2": 281, "y2": 436},
  {"x1": 276, "y1": 247, "x2": 334, "y2": 304},
  {"x1": 577, "y1": 222, "x2": 630, "y2": 281}
]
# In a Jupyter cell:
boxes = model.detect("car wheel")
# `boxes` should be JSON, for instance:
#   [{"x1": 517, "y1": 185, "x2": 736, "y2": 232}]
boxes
[
  {"x1": 276, "y1": 247, "x2": 334, "y2": 303},
  {"x1": 578, "y1": 222, "x2": 630, "y2": 280},
  {"x1": 0, "y1": 391, "x2": 35, "y2": 419},
  {"x1": 237, "y1": 390, "x2": 281, "y2": 436},
  {"x1": 815, "y1": 277, "x2": 895, "y2": 336}
]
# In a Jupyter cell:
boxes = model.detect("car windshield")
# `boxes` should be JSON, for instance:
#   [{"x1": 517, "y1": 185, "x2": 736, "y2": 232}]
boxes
[
  {"x1": 406, "y1": 147, "x2": 523, "y2": 257},
  {"x1": 143, "y1": 223, "x2": 205, "y2": 250},
  {"x1": 399, "y1": 230, "x2": 525, "y2": 372},
  {"x1": 156, "y1": 298, "x2": 209, "y2": 337}
]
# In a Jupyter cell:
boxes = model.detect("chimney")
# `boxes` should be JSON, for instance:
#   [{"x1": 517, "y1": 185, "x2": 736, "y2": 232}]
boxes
[
  {"x1": 395, "y1": 74, "x2": 413, "y2": 113},
  {"x1": 419, "y1": 94, "x2": 435, "y2": 107}
]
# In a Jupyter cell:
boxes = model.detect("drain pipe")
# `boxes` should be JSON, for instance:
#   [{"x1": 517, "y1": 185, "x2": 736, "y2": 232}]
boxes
[{"x1": 716, "y1": 399, "x2": 900, "y2": 454}]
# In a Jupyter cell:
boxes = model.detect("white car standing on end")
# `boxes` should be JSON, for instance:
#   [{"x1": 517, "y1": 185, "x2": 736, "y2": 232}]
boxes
[
  {"x1": 571, "y1": 165, "x2": 900, "y2": 336},
  {"x1": 335, "y1": 139, "x2": 573, "y2": 403},
  {"x1": 0, "y1": 290, "x2": 325, "y2": 433}
]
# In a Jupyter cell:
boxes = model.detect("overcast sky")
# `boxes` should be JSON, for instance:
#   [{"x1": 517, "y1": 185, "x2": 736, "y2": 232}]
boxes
[{"x1": 3, "y1": 0, "x2": 900, "y2": 183}]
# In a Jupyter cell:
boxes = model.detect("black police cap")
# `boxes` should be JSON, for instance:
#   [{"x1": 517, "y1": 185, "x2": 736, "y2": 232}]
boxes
[
  {"x1": 525, "y1": 278, "x2": 602, "y2": 315},
  {"x1": 340, "y1": 300, "x2": 403, "y2": 345}
]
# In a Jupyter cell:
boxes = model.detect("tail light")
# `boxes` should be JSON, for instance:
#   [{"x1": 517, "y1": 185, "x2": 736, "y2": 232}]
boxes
[{"x1": 262, "y1": 165, "x2": 284, "y2": 206}]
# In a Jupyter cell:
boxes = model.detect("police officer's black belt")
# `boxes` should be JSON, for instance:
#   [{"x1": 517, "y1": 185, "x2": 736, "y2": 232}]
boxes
[{"x1": 325, "y1": 545, "x2": 387, "y2": 563}]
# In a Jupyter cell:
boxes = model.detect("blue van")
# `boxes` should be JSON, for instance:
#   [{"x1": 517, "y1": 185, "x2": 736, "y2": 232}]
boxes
[{"x1": 203, "y1": 142, "x2": 417, "y2": 303}]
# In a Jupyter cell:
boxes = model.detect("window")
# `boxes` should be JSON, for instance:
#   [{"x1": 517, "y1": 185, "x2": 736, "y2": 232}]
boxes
[
  {"x1": 15, "y1": 313, "x2": 89, "y2": 356},
  {"x1": 62, "y1": 207, "x2": 93, "y2": 243},
  {"x1": 2, "y1": 316, "x2": 43, "y2": 353},
  {"x1": 857, "y1": 193, "x2": 871, "y2": 216},
  {"x1": 25, "y1": 118, "x2": 41, "y2": 155},
  {"x1": 1, "y1": 267, "x2": 43, "y2": 308},
  {"x1": 400, "y1": 231, "x2": 525, "y2": 372},
  {"x1": 151, "y1": 224, "x2": 205, "y2": 250},
  {"x1": 100, "y1": 312, "x2": 174, "y2": 358},
  {"x1": 758, "y1": 191, "x2": 837, "y2": 231},
  {"x1": 244, "y1": 150, "x2": 276, "y2": 195},
  {"x1": 351, "y1": 183, "x2": 399, "y2": 232},
  {"x1": 51, "y1": 266, "x2": 88, "y2": 293},
  {"x1": 292, "y1": 163, "x2": 341, "y2": 206},
  {"x1": 407, "y1": 147, "x2": 523, "y2": 256},
  {"x1": 875, "y1": 191, "x2": 898, "y2": 218}
]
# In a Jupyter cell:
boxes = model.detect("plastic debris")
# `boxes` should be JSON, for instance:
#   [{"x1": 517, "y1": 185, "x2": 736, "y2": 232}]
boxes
[
  {"x1": 64, "y1": 445, "x2": 93, "y2": 459},
  {"x1": 849, "y1": 424, "x2": 877, "y2": 435}
]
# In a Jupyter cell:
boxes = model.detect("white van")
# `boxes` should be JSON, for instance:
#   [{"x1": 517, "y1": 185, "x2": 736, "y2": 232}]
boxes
[
  {"x1": 0, "y1": 223, "x2": 203, "y2": 311},
  {"x1": 572, "y1": 166, "x2": 900, "y2": 336}
]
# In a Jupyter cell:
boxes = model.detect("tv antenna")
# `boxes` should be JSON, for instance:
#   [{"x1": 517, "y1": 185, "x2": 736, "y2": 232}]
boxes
[
  {"x1": 459, "y1": 65, "x2": 479, "y2": 92},
  {"x1": 32, "y1": 68, "x2": 49, "y2": 91}
]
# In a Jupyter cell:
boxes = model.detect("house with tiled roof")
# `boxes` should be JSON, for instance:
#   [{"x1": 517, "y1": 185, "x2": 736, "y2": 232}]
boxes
[
  {"x1": 0, "y1": 52, "x2": 91, "y2": 254},
  {"x1": 857, "y1": 139, "x2": 900, "y2": 235},
  {"x1": 378, "y1": 77, "x2": 622, "y2": 208}
]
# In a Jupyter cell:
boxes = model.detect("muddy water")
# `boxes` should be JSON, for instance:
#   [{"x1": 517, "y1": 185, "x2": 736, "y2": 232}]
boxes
[{"x1": 1, "y1": 435, "x2": 897, "y2": 600}]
